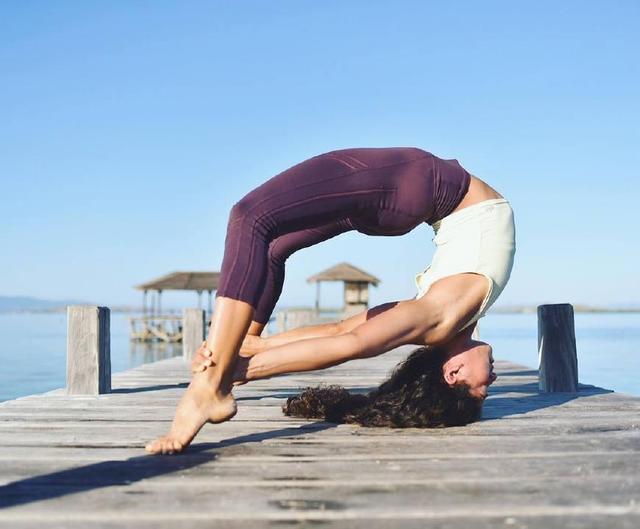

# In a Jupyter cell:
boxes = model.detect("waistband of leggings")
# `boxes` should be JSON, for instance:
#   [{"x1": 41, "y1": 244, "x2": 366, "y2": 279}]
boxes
[{"x1": 432, "y1": 198, "x2": 510, "y2": 233}]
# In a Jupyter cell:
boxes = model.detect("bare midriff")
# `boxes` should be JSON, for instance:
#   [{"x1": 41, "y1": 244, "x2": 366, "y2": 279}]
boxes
[{"x1": 451, "y1": 174, "x2": 504, "y2": 213}]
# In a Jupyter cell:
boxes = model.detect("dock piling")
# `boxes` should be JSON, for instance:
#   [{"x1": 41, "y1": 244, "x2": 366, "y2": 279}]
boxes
[
  {"x1": 183, "y1": 308, "x2": 205, "y2": 361},
  {"x1": 537, "y1": 303, "x2": 579, "y2": 392},
  {"x1": 66, "y1": 305, "x2": 111, "y2": 395}
]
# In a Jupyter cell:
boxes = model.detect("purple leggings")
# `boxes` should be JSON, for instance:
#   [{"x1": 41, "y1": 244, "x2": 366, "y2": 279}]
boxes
[{"x1": 215, "y1": 147, "x2": 469, "y2": 324}]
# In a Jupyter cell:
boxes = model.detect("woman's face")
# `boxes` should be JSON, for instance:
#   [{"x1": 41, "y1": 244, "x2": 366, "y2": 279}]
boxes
[{"x1": 443, "y1": 340, "x2": 497, "y2": 399}]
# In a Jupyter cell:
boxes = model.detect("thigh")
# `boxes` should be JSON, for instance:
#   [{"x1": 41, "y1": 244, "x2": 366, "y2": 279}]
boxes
[
  {"x1": 233, "y1": 154, "x2": 378, "y2": 234},
  {"x1": 269, "y1": 217, "x2": 355, "y2": 260}
]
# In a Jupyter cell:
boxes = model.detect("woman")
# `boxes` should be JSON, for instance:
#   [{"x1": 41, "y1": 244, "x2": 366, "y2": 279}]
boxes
[
  {"x1": 202, "y1": 327, "x2": 495, "y2": 428},
  {"x1": 146, "y1": 147, "x2": 515, "y2": 454},
  {"x1": 280, "y1": 341, "x2": 492, "y2": 428}
]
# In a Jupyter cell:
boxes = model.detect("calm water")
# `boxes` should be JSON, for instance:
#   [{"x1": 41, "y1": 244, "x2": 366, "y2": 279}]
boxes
[{"x1": 0, "y1": 311, "x2": 638, "y2": 402}]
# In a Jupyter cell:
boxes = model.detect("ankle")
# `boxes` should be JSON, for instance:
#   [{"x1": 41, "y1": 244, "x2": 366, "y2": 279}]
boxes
[{"x1": 213, "y1": 385, "x2": 233, "y2": 400}]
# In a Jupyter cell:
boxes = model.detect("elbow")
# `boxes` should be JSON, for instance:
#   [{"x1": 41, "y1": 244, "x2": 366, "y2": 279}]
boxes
[
  {"x1": 343, "y1": 332, "x2": 378, "y2": 361},
  {"x1": 330, "y1": 321, "x2": 346, "y2": 336}
]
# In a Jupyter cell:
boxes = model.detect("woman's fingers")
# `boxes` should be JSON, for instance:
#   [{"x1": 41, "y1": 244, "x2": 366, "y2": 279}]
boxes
[
  {"x1": 192, "y1": 358, "x2": 213, "y2": 371},
  {"x1": 191, "y1": 343, "x2": 215, "y2": 373}
]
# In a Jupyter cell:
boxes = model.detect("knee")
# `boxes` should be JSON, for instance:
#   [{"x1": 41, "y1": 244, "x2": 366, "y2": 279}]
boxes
[
  {"x1": 228, "y1": 195, "x2": 259, "y2": 224},
  {"x1": 267, "y1": 241, "x2": 288, "y2": 267}
]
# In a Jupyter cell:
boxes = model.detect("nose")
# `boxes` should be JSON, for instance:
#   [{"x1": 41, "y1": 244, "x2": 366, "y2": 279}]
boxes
[{"x1": 490, "y1": 372, "x2": 498, "y2": 384}]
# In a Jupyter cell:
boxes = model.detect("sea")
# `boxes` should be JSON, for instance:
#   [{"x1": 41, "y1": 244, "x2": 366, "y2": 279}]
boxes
[{"x1": 0, "y1": 311, "x2": 639, "y2": 402}]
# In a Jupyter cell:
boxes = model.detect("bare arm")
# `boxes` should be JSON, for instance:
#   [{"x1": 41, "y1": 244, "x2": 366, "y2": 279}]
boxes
[
  {"x1": 242, "y1": 298, "x2": 436, "y2": 381},
  {"x1": 242, "y1": 301, "x2": 400, "y2": 354},
  {"x1": 240, "y1": 273, "x2": 490, "y2": 382},
  {"x1": 259, "y1": 319, "x2": 343, "y2": 349}
]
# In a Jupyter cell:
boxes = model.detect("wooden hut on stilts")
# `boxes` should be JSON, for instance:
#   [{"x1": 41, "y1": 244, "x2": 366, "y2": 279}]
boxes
[
  {"x1": 130, "y1": 271, "x2": 220, "y2": 342},
  {"x1": 307, "y1": 262, "x2": 380, "y2": 318}
]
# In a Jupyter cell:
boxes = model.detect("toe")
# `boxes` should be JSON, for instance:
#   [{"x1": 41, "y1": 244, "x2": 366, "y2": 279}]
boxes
[{"x1": 145, "y1": 439, "x2": 161, "y2": 454}]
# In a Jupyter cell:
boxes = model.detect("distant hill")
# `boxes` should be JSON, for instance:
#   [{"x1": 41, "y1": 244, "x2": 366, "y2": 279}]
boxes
[{"x1": 0, "y1": 296, "x2": 86, "y2": 313}]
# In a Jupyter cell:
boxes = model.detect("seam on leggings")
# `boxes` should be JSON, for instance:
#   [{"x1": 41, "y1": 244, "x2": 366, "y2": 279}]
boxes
[
  {"x1": 327, "y1": 152, "x2": 369, "y2": 170},
  {"x1": 229, "y1": 155, "x2": 430, "y2": 225},
  {"x1": 341, "y1": 153, "x2": 369, "y2": 168}
]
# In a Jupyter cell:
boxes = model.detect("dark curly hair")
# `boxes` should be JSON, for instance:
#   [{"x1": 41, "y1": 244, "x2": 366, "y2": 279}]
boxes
[{"x1": 282, "y1": 345, "x2": 483, "y2": 427}]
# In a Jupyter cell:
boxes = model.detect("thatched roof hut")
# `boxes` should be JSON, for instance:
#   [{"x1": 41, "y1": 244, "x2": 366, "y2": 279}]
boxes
[
  {"x1": 307, "y1": 262, "x2": 380, "y2": 316},
  {"x1": 136, "y1": 271, "x2": 220, "y2": 292},
  {"x1": 135, "y1": 271, "x2": 220, "y2": 315},
  {"x1": 307, "y1": 262, "x2": 380, "y2": 286}
]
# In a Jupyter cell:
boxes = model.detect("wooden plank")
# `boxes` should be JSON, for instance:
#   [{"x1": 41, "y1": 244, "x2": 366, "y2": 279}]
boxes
[
  {"x1": 182, "y1": 308, "x2": 205, "y2": 361},
  {"x1": 1, "y1": 345, "x2": 639, "y2": 528},
  {"x1": 1, "y1": 478, "x2": 640, "y2": 516},
  {"x1": 1, "y1": 516, "x2": 640, "y2": 529}
]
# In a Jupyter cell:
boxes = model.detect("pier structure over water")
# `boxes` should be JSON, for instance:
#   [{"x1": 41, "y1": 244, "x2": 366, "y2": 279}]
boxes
[
  {"x1": 130, "y1": 263, "x2": 381, "y2": 340},
  {"x1": 1, "y1": 303, "x2": 639, "y2": 526},
  {"x1": 307, "y1": 261, "x2": 380, "y2": 318},
  {"x1": 130, "y1": 271, "x2": 220, "y2": 343}
]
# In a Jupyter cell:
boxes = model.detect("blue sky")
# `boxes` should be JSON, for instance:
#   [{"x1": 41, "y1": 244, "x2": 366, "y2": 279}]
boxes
[{"x1": 1, "y1": 0, "x2": 638, "y2": 310}]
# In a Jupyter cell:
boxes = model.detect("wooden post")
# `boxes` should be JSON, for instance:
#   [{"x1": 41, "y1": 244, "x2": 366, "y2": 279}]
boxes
[
  {"x1": 66, "y1": 306, "x2": 111, "y2": 395},
  {"x1": 538, "y1": 303, "x2": 578, "y2": 392},
  {"x1": 183, "y1": 308, "x2": 205, "y2": 361}
]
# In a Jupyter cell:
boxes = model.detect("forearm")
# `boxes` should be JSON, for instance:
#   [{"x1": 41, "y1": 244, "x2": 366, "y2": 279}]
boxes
[
  {"x1": 245, "y1": 333, "x2": 364, "y2": 380},
  {"x1": 260, "y1": 301, "x2": 401, "y2": 352},
  {"x1": 245, "y1": 300, "x2": 423, "y2": 379},
  {"x1": 262, "y1": 320, "x2": 340, "y2": 349}
]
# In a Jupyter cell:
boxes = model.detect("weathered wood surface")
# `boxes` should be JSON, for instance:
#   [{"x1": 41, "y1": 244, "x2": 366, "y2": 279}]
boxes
[
  {"x1": 182, "y1": 309, "x2": 205, "y2": 361},
  {"x1": 66, "y1": 306, "x2": 111, "y2": 395},
  {"x1": 538, "y1": 303, "x2": 579, "y2": 392},
  {"x1": 1, "y1": 345, "x2": 639, "y2": 528}
]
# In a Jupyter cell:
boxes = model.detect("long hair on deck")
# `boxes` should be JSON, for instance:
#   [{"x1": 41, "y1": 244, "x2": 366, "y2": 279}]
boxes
[{"x1": 282, "y1": 345, "x2": 483, "y2": 427}]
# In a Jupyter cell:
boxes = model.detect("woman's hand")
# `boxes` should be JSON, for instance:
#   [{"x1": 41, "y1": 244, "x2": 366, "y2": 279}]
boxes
[
  {"x1": 191, "y1": 341, "x2": 214, "y2": 373},
  {"x1": 231, "y1": 355, "x2": 250, "y2": 386},
  {"x1": 192, "y1": 333, "x2": 264, "y2": 372},
  {"x1": 190, "y1": 341, "x2": 250, "y2": 385}
]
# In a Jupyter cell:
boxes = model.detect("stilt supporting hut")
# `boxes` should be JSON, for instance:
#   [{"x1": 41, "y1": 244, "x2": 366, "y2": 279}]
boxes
[
  {"x1": 306, "y1": 262, "x2": 380, "y2": 318},
  {"x1": 130, "y1": 271, "x2": 220, "y2": 342}
]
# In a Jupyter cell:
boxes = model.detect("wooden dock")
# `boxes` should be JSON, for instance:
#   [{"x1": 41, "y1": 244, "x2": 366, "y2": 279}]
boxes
[{"x1": 1, "y1": 345, "x2": 639, "y2": 528}]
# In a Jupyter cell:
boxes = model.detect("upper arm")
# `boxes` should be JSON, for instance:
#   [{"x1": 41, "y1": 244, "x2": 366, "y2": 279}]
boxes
[
  {"x1": 343, "y1": 273, "x2": 491, "y2": 359},
  {"x1": 335, "y1": 300, "x2": 402, "y2": 334},
  {"x1": 347, "y1": 298, "x2": 443, "y2": 359}
]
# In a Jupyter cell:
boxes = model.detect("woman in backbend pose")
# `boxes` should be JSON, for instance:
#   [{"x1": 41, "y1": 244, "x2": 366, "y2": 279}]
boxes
[{"x1": 146, "y1": 147, "x2": 515, "y2": 454}]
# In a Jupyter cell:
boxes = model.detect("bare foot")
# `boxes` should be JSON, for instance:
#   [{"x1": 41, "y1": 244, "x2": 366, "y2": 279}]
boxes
[{"x1": 145, "y1": 373, "x2": 237, "y2": 455}]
